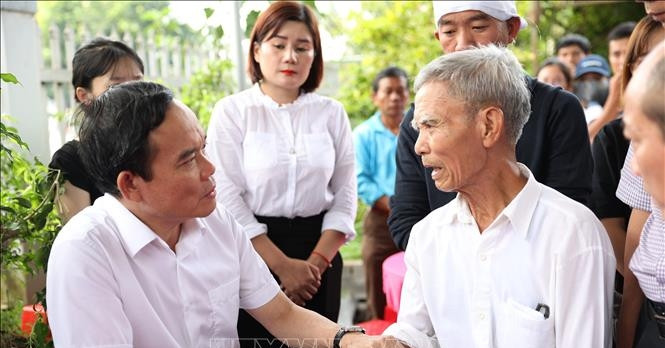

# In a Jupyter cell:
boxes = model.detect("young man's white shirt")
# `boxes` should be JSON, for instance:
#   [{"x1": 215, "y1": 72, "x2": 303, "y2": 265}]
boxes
[
  {"x1": 384, "y1": 164, "x2": 615, "y2": 348},
  {"x1": 46, "y1": 194, "x2": 280, "y2": 348}
]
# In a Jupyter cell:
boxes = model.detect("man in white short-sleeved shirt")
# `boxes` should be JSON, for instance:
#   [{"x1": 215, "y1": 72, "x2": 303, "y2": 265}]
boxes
[
  {"x1": 373, "y1": 46, "x2": 616, "y2": 348},
  {"x1": 46, "y1": 81, "x2": 374, "y2": 348}
]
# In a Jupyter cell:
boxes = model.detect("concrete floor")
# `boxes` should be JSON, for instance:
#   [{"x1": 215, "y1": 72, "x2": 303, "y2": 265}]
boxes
[{"x1": 338, "y1": 259, "x2": 365, "y2": 325}]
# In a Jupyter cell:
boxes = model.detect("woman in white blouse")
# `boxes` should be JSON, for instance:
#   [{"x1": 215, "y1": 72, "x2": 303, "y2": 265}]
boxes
[{"x1": 206, "y1": 2, "x2": 356, "y2": 346}]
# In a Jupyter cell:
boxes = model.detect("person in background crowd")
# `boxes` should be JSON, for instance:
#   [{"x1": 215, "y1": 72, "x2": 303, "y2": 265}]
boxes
[
  {"x1": 588, "y1": 21, "x2": 636, "y2": 141},
  {"x1": 588, "y1": 17, "x2": 661, "y2": 346},
  {"x1": 380, "y1": 45, "x2": 615, "y2": 348},
  {"x1": 354, "y1": 67, "x2": 409, "y2": 320},
  {"x1": 536, "y1": 57, "x2": 573, "y2": 91},
  {"x1": 591, "y1": 15, "x2": 663, "y2": 282},
  {"x1": 49, "y1": 38, "x2": 144, "y2": 222},
  {"x1": 389, "y1": 0, "x2": 592, "y2": 251},
  {"x1": 46, "y1": 81, "x2": 376, "y2": 348},
  {"x1": 642, "y1": 0, "x2": 665, "y2": 25},
  {"x1": 623, "y1": 42, "x2": 664, "y2": 216},
  {"x1": 206, "y1": 2, "x2": 356, "y2": 347},
  {"x1": 574, "y1": 54, "x2": 611, "y2": 125},
  {"x1": 615, "y1": 16, "x2": 665, "y2": 347},
  {"x1": 556, "y1": 33, "x2": 591, "y2": 77}
]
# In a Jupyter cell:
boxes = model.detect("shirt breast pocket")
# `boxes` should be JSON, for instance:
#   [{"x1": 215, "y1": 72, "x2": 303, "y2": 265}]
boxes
[
  {"x1": 209, "y1": 277, "x2": 240, "y2": 340},
  {"x1": 243, "y1": 132, "x2": 278, "y2": 170},
  {"x1": 304, "y1": 133, "x2": 335, "y2": 169},
  {"x1": 495, "y1": 299, "x2": 554, "y2": 348}
]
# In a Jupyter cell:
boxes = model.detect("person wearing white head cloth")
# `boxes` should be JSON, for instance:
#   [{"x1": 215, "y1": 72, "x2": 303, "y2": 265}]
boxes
[
  {"x1": 388, "y1": 1, "x2": 593, "y2": 255},
  {"x1": 372, "y1": 45, "x2": 614, "y2": 348},
  {"x1": 432, "y1": 1, "x2": 528, "y2": 29}
]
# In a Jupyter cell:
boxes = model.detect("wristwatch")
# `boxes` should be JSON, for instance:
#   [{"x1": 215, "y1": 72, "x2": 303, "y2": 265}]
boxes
[{"x1": 333, "y1": 326, "x2": 366, "y2": 348}]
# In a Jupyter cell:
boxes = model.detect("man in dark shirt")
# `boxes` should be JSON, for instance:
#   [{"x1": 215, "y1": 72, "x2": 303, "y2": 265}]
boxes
[{"x1": 389, "y1": 1, "x2": 592, "y2": 250}]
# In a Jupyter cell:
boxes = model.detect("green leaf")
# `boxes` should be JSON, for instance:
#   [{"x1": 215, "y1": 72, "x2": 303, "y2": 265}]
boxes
[
  {"x1": 0, "y1": 205, "x2": 16, "y2": 214},
  {"x1": 0, "y1": 73, "x2": 19, "y2": 84},
  {"x1": 14, "y1": 196, "x2": 32, "y2": 208},
  {"x1": 214, "y1": 25, "x2": 224, "y2": 41},
  {"x1": 204, "y1": 7, "x2": 214, "y2": 19},
  {"x1": 245, "y1": 10, "x2": 260, "y2": 38}
]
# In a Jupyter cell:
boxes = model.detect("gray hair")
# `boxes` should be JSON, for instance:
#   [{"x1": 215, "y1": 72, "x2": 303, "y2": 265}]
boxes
[{"x1": 414, "y1": 45, "x2": 531, "y2": 144}]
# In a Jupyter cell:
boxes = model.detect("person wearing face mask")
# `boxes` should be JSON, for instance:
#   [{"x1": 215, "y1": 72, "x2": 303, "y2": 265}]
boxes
[
  {"x1": 573, "y1": 54, "x2": 612, "y2": 125},
  {"x1": 206, "y1": 2, "x2": 356, "y2": 347},
  {"x1": 49, "y1": 38, "x2": 144, "y2": 222}
]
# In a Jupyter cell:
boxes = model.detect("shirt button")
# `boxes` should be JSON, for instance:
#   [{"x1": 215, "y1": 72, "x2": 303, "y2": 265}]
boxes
[
  {"x1": 289, "y1": 148, "x2": 296, "y2": 155},
  {"x1": 480, "y1": 254, "x2": 487, "y2": 262},
  {"x1": 479, "y1": 313, "x2": 486, "y2": 320}
]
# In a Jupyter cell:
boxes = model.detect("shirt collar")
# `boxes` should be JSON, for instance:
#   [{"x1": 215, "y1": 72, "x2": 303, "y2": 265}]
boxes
[
  {"x1": 251, "y1": 83, "x2": 310, "y2": 109},
  {"x1": 95, "y1": 194, "x2": 207, "y2": 258},
  {"x1": 438, "y1": 163, "x2": 541, "y2": 239},
  {"x1": 368, "y1": 111, "x2": 399, "y2": 136},
  {"x1": 500, "y1": 164, "x2": 541, "y2": 239}
]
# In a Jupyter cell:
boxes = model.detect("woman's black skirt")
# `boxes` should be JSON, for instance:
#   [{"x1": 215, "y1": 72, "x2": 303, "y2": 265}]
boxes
[{"x1": 237, "y1": 212, "x2": 343, "y2": 348}]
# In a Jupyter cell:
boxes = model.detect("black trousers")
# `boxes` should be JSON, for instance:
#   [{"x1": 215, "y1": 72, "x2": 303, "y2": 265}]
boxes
[
  {"x1": 237, "y1": 213, "x2": 343, "y2": 348},
  {"x1": 634, "y1": 300, "x2": 665, "y2": 348}
]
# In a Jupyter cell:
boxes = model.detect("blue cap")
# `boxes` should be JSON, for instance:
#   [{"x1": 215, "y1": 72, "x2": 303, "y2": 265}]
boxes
[{"x1": 575, "y1": 54, "x2": 611, "y2": 79}]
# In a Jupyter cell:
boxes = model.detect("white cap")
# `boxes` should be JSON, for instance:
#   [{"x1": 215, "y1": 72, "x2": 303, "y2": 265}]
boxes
[{"x1": 433, "y1": 1, "x2": 528, "y2": 30}]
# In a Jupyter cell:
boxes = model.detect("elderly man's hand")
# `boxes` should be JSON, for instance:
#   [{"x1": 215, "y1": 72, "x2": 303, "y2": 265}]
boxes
[
  {"x1": 276, "y1": 257, "x2": 321, "y2": 306},
  {"x1": 342, "y1": 335, "x2": 410, "y2": 348}
]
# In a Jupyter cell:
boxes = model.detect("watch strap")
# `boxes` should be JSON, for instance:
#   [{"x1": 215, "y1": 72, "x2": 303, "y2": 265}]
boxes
[{"x1": 333, "y1": 326, "x2": 366, "y2": 348}]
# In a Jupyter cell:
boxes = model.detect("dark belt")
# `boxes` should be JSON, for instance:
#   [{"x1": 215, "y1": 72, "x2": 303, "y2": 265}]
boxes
[{"x1": 646, "y1": 299, "x2": 665, "y2": 339}]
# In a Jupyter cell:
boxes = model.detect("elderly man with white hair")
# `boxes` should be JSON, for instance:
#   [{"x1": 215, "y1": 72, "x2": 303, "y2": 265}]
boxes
[
  {"x1": 373, "y1": 45, "x2": 615, "y2": 348},
  {"x1": 389, "y1": 0, "x2": 592, "y2": 253}
]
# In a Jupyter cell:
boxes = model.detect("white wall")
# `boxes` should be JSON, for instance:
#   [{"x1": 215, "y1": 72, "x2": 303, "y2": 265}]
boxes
[{"x1": 1, "y1": 1, "x2": 49, "y2": 163}]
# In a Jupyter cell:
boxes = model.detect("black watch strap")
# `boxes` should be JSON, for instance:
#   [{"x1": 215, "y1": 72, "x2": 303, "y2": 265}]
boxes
[{"x1": 333, "y1": 326, "x2": 366, "y2": 348}]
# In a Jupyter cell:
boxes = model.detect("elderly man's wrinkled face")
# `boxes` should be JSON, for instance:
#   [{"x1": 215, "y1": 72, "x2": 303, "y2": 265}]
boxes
[
  {"x1": 412, "y1": 81, "x2": 486, "y2": 192},
  {"x1": 435, "y1": 10, "x2": 513, "y2": 53}
]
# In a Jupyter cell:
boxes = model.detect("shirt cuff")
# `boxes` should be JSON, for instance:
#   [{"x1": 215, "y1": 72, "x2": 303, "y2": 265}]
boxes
[
  {"x1": 322, "y1": 210, "x2": 356, "y2": 241},
  {"x1": 360, "y1": 190, "x2": 385, "y2": 207},
  {"x1": 383, "y1": 323, "x2": 439, "y2": 348},
  {"x1": 245, "y1": 222, "x2": 268, "y2": 239}
]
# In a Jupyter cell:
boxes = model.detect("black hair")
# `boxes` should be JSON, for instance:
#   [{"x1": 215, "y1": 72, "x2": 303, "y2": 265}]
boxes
[
  {"x1": 72, "y1": 38, "x2": 144, "y2": 102},
  {"x1": 537, "y1": 57, "x2": 573, "y2": 87},
  {"x1": 78, "y1": 81, "x2": 174, "y2": 196},
  {"x1": 556, "y1": 33, "x2": 591, "y2": 54},
  {"x1": 371, "y1": 66, "x2": 409, "y2": 93},
  {"x1": 607, "y1": 21, "x2": 636, "y2": 41}
]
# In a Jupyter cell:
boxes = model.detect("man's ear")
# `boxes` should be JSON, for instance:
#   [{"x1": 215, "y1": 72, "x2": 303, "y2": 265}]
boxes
[
  {"x1": 371, "y1": 91, "x2": 379, "y2": 107},
  {"x1": 117, "y1": 170, "x2": 143, "y2": 202},
  {"x1": 506, "y1": 17, "x2": 521, "y2": 41},
  {"x1": 434, "y1": 30, "x2": 440, "y2": 42},
  {"x1": 479, "y1": 106, "x2": 504, "y2": 148},
  {"x1": 75, "y1": 87, "x2": 93, "y2": 104}
]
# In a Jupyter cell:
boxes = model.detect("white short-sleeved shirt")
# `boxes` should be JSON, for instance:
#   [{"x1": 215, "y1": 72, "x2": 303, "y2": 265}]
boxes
[
  {"x1": 46, "y1": 194, "x2": 280, "y2": 348},
  {"x1": 384, "y1": 165, "x2": 615, "y2": 348},
  {"x1": 206, "y1": 84, "x2": 357, "y2": 240}
]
